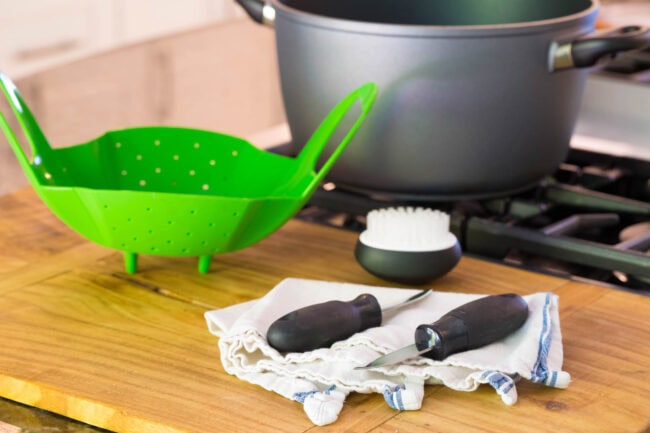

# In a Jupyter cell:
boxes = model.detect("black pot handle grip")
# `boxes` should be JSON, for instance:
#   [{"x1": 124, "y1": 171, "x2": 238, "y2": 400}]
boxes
[
  {"x1": 573, "y1": 25, "x2": 650, "y2": 67},
  {"x1": 235, "y1": 0, "x2": 272, "y2": 25},
  {"x1": 553, "y1": 25, "x2": 650, "y2": 70}
]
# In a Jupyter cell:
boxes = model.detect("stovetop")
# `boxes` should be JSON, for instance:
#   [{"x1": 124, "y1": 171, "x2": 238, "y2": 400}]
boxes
[
  {"x1": 295, "y1": 146, "x2": 650, "y2": 293},
  {"x1": 292, "y1": 18, "x2": 650, "y2": 293}
]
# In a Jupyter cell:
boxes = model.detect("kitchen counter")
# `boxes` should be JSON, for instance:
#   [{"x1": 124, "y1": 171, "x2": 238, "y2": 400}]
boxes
[{"x1": 0, "y1": 187, "x2": 649, "y2": 433}]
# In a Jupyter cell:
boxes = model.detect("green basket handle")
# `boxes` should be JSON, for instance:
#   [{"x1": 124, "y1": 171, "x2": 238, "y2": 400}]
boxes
[
  {"x1": 0, "y1": 81, "x2": 38, "y2": 187},
  {"x1": 0, "y1": 72, "x2": 53, "y2": 164},
  {"x1": 296, "y1": 82, "x2": 378, "y2": 190},
  {"x1": 0, "y1": 108, "x2": 29, "y2": 171}
]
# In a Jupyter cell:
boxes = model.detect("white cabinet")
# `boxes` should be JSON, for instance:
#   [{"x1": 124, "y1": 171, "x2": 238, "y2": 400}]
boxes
[
  {"x1": 0, "y1": 0, "x2": 113, "y2": 78},
  {"x1": 0, "y1": 0, "x2": 241, "y2": 79},
  {"x1": 113, "y1": 0, "x2": 241, "y2": 45}
]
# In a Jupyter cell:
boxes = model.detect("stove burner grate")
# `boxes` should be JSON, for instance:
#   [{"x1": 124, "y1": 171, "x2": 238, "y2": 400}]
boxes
[{"x1": 297, "y1": 149, "x2": 650, "y2": 292}]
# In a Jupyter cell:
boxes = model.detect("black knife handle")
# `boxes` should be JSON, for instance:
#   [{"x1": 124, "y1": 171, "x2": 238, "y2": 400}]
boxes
[
  {"x1": 266, "y1": 294, "x2": 382, "y2": 352},
  {"x1": 414, "y1": 293, "x2": 529, "y2": 361}
]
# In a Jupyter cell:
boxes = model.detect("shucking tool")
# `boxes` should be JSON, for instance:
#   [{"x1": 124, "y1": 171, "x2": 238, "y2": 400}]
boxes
[
  {"x1": 266, "y1": 289, "x2": 431, "y2": 352},
  {"x1": 357, "y1": 293, "x2": 529, "y2": 369}
]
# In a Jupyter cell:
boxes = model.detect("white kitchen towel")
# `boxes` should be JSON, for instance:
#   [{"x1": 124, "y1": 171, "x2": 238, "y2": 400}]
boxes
[{"x1": 205, "y1": 278, "x2": 570, "y2": 426}]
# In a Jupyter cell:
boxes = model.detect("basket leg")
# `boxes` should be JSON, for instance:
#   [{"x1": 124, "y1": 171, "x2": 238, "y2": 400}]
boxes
[
  {"x1": 124, "y1": 252, "x2": 138, "y2": 274},
  {"x1": 198, "y1": 255, "x2": 212, "y2": 274}
]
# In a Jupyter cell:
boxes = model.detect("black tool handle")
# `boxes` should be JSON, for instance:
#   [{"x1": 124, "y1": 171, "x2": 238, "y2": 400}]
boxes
[
  {"x1": 266, "y1": 294, "x2": 382, "y2": 352},
  {"x1": 414, "y1": 293, "x2": 528, "y2": 361},
  {"x1": 572, "y1": 25, "x2": 650, "y2": 68}
]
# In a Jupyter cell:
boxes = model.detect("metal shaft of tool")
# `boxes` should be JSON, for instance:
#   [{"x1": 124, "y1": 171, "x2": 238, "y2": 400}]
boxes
[{"x1": 381, "y1": 289, "x2": 431, "y2": 317}]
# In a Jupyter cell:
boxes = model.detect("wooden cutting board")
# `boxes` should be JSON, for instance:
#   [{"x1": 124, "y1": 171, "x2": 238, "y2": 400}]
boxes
[{"x1": 0, "y1": 187, "x2": 649, "y2": 433}]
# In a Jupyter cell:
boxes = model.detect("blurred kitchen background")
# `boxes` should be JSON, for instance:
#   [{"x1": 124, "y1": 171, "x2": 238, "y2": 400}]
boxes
[
  {"x1": 0, "y1": 0, "x2": 287, "y2": 196},
  {"x1": 1, "y1": 0, "x2": 246, "y2": 79}
]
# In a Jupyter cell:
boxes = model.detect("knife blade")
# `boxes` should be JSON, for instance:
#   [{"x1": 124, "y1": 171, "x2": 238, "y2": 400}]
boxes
[
  {"x1": 266, "y1": 289, "x2": 431, "y2": 353},
  {"x1": 357, "y1": 293, "x2": 529, "y2": 369}
]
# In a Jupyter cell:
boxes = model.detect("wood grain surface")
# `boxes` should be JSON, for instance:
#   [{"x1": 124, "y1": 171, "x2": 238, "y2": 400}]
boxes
[{"x1": 0, "y1": 188, "x2": 649, "y2": 433}]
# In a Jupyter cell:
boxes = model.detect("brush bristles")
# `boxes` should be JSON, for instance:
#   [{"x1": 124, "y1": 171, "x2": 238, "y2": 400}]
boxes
[{"x1": 360, "y1": 207, "x2": 457, "y2": 252}]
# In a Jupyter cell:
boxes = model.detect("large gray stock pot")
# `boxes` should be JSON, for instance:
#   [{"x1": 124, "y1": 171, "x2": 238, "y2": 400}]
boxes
[{"x1": 237, "y1": 0, "x2": 649, "y2": 199}]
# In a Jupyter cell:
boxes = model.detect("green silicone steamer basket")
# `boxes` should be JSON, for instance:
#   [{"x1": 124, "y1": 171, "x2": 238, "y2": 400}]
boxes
[{"x1": 0, "y1": 72, "x2": 377, "y2": 273}]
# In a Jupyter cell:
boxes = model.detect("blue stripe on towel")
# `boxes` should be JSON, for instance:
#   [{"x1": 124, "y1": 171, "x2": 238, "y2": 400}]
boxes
[
  {"x1": 293, "y1": 389, "x2": 318, "y2": 404},
  {"x1": 531, "y1": 293, "x2": 553, "y2": 383},
  {"x1": 293, "y1": 385, "x2": 336, "y2": 404},
  {"x1": 482, "y1": 371, "x2": 515, "y2": 397},
  {"x1": 383, "y1": 384, "x2": 406, "y2": 410}
]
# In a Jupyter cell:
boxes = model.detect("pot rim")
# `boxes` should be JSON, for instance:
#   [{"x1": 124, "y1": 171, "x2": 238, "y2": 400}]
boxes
[{"x1": 272, "y1": 0, "x2": 599, "y2": 37}]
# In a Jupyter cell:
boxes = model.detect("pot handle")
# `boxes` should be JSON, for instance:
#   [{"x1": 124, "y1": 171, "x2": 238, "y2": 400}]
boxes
[
  {"x1": 551, "y1": 25, "x2": 650, "y2": 71},
  {"x1": 235, "y1": 0, "x2": 276, "y2": 26}
]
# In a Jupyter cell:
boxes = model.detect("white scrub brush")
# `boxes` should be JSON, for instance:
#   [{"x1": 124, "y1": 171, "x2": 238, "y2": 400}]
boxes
[{"x1": 354, "y1": 207, "x2": 462, "y2": 284}]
